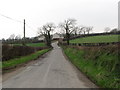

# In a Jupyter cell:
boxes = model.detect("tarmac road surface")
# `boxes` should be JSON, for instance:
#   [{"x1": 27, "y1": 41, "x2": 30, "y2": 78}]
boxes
[{"x1": 3, "y1": 42, "x2": 98, "y2": 88}]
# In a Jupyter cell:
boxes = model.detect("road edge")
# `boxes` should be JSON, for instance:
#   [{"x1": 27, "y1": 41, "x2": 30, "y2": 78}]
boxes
[{"x1": 60, "y1": 46, "x2": 99, "y2": 88}]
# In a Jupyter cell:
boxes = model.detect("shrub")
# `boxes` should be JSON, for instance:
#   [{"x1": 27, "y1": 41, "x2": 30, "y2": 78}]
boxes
[{"x1": 2, "y1": 44, "x2": 35, "y2": 61}]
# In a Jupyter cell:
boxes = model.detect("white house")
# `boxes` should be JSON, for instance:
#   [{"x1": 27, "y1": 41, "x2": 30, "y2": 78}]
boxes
[
  {"x1": 52, "y1": 33, "x2": 64, "y2": 39},
  {"x1": 38, "y1": 35, "x2": 45, "y2": 41}
]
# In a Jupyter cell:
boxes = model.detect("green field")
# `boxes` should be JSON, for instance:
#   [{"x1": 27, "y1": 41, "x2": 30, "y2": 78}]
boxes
[
  {"x1": 1, "y1": 49, "x2": 50, "y2": 69},
  {"x1": 13, "y1": 43, "x2": 46, "y2": 47},
  {"x1": 70, "y1": 35, "x2": 120, "y2": 43}
]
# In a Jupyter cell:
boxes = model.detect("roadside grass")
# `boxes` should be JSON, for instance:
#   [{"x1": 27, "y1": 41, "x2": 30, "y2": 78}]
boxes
[
  {"x1": 63, "y1": 46, "x2": 120, "y2": 88},
  {"x1": 13, "y1": 43, "x2": 46, "y2": 47},
  {"x1": 70, "y1": 35, "x2": 120, "y2": 43},
  {"x1": 1, "y1": 49, "x2": 50, "y2": 69}
]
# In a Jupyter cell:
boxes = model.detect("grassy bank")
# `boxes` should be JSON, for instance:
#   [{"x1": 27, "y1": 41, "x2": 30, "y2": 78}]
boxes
[
  {"x1": 1, "y1": 49, "x2": 51, "y2": 69},
  {"x1": 70, "y1": 35, "x2": 120, "y2": 43},
  {"x1": 62, "y1": 46, "x2": 120, "y2": 88},
  {"x1": 13, "y1": 43, "x2": 46, "y2": 47}
]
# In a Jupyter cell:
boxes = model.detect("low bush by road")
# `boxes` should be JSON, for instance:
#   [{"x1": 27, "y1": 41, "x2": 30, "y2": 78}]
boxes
[
  {"x1": 2, "y1": 43, "x2": 49, "y2": 61},
  {"x1": 2, "y1": 45, "x2": 35, "y2": 61},
  {"x1": 1, "y1": 49, "x2": 51, "y2": 70}
]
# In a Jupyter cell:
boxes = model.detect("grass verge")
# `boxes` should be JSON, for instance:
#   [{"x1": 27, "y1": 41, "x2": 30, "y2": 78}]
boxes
[
  {"x1": 62, "y1": 46, "x2": 120, "y2": 88},
  {"x1": 1, "y1": 48, "x2": 51, "y2": 69}
]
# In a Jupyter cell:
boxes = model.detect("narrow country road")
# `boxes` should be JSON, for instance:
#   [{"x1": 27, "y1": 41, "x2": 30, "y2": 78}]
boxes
[{"x1": 3, "y1": 42, "x2": 98, "y2": 88}]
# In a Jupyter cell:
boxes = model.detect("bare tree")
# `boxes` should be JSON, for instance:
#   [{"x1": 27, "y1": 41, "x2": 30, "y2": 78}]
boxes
[
  {"x1": 72, "y1": 26, "x2": 79, "y2": 36},
  {"x1": 9, "y1": 34, "x2": 15, "y2": 40},
  {"x1": 15, "y1": 35, "x2": 21, "y2": 40},
  {"x1": 8, "y1": 34, "x2": 15, "y2": 44},
  {"x1": 78, "y1": 26, "x2": 86, "y2": 35},
  {"x1": 2, "y1": 38, "x2": 5, "y2": 43},
  {"x1": 86, "y1": 26, "x2": 93, "y2": 34},
  {"x1": 110, "y1": 28, "x2": 118, "y2": 33},
  {"x1": 104, "y1": 27, "x2": 110, "y2": 33},
  {"x1": 59, "y1": 18, "x2": 77, "y2": 45},
  {"x1": 38, "y1": 23, "x2": 55, "y2": 46}
]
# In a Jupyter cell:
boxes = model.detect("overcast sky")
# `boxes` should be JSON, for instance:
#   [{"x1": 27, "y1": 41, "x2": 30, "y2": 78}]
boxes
[{"x1": 0, "y1": 0, "x2": 119, "y2": 39}]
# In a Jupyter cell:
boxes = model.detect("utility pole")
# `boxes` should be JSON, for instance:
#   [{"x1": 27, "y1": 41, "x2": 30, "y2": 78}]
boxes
[{"x1": 23, "y1": 19, "x2": 26, "y2": 45}]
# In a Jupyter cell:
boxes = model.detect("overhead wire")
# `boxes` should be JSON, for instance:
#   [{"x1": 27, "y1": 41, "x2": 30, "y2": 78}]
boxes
[
  {"x1": 0, "y1": 13, "x2": 23, "y2": 23},
  {"x1": 0, "y1": 12, "x2": 36, "y2": 31}
]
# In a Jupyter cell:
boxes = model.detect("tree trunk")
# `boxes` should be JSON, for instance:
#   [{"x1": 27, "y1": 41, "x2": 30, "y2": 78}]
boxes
[
  {"x1": 66, "y1": 33, "x2": 70, "y2": 45},
  {"x1": 88, "y1": 31, "x2": 89, "y2": 34},
  {"x1": 84, "y1": 31, "x2": 85, "y2": 35},
  {"x1": 48, "y1": 31, "x2": 51, "y2": 47}
]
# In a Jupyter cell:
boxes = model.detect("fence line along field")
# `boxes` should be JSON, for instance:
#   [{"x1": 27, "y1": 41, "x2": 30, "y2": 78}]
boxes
[
  {"x1": 70, "y1": 35, "x2": 120, "y2": 43},
  {"x1": 13, "y1": 42, "x2": 46, "y2": 47}
]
